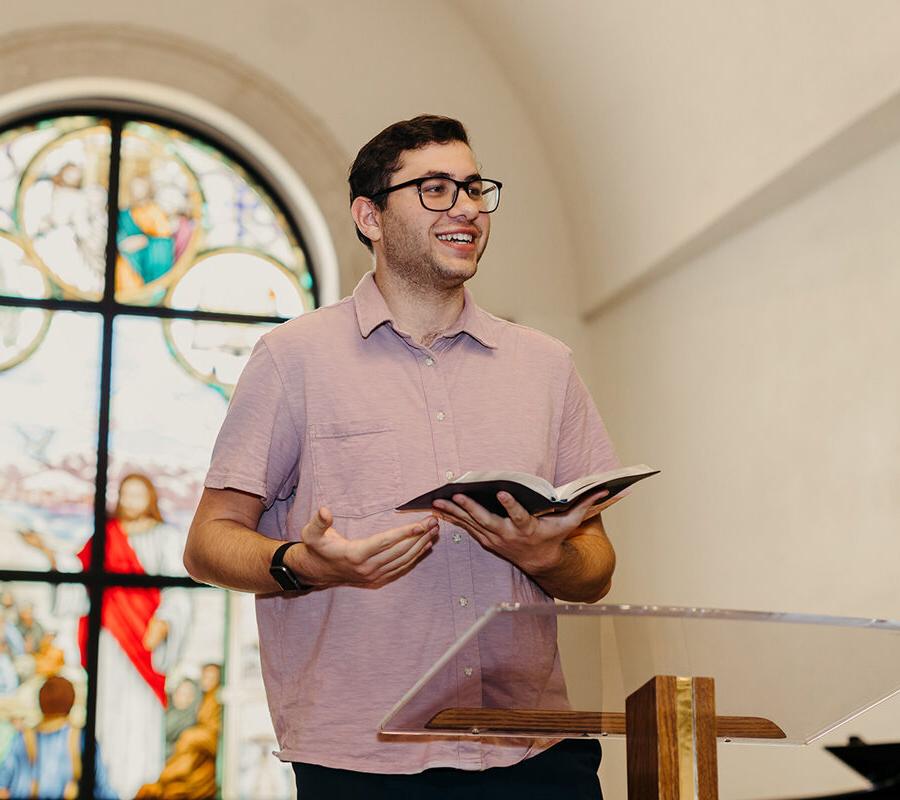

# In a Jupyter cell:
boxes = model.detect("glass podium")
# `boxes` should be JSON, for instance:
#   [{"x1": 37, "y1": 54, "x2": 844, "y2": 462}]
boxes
[{"x1": 380, "y1": 604, "x2": 900, "y2": 798}]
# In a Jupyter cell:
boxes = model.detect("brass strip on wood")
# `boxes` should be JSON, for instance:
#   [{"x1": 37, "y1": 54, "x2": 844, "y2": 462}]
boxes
[{"x1": 675, "y1": 677, "x2": 697, "y2": 799}]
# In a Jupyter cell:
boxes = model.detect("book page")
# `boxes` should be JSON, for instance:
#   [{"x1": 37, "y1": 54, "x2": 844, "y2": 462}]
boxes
[
  {"x1": 455, "y1": 470, "x2": 557, "y2": 500},
  {"x1": 555, "y1": 464, "x2": 657, "y2": 501}
]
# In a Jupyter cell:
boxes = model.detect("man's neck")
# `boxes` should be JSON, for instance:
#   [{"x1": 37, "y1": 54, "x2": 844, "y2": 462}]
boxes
[{"x1": 373, "y1": 268, "x2": 466, "y2": 347}]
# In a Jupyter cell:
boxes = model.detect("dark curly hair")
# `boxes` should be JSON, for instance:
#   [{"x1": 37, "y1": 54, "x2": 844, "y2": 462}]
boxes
[{"x1": 348, "y1": 115, "x2": 470, "y2": 251}]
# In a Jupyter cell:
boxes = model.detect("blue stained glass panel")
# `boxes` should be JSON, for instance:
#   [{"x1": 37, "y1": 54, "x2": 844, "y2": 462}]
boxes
[
  {"x1": 0, "y1": 580, "x2": 90, "y2": 798},
  {"x1": 117, "y1": 121, "x2": 314, "y2": 315}
]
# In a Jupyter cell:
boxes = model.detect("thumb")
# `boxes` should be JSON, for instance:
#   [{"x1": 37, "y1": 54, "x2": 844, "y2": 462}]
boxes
[{"x1": 303, "y1": 506, "x2": 332, "y2": 541}]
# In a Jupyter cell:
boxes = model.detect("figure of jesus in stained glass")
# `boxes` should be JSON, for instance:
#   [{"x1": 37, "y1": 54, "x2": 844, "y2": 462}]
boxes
[{"x1": 21, "y1": 474, "x2": 191, "y2": 800}]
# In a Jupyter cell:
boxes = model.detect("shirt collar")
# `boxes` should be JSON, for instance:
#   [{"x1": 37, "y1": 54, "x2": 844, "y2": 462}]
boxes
[{"x1": 353, "y1": 271, "x2": 499, "y2": 349}]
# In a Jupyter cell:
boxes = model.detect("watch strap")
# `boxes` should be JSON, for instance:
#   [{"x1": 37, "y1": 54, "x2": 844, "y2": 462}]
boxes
[{"x1": 269, "y1": 541, "x2": 311, "y2": 591}]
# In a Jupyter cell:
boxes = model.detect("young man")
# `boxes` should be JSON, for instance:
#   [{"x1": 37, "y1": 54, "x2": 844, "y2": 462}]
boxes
[{"x1": 185, "y1": 115, "x2": 618, "y2": 799}]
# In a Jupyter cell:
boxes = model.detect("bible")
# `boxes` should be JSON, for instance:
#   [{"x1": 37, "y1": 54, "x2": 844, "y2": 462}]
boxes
[{"x1": 396, "y1": 464, "x2": 659, "y2": 518}]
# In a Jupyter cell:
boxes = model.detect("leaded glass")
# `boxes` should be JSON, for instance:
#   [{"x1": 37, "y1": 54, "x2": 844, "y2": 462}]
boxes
[
  {"x1": 1, "y1": 110, "x2": 313, "y2": 800},
  {"x1": 226, "y1": 592, "x2": 295, "y2": 800},
  {"x1": 117, "y1": 121, "x2": 314, "y2": 314},
  {"x1": 0, "y1": 580, "x2": 89, "y2": 798},
  {"x1": 12, "y1": 119, "x2": 110, "y2": 300},
  {"x1": 106, "y1": 316, "x2": 273, "y2": 575},
  {"x1": 114, "y1": 124, "x2": 201, "y2": 305},
  {"x1": 0, "y1": 233, "x2": 50, "y2": 302},
  {"x1": 0, "y1": 312, "x2": 100, "y2": 572},
  {"x1": 94, "y1": 587, "x2": 224, "y2": 799}
]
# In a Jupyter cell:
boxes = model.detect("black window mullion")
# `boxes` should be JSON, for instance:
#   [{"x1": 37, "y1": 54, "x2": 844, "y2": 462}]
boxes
[
  {"x1": 0, "y1": 108, "x2": 320, "y2": 800},
  {"x1": 79, "y1": 116, "x2": 123, "y2": 800}
]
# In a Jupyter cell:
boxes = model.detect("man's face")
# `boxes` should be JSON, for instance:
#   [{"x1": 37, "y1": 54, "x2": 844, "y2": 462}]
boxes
[{"x1": 377, "y1": 141, "x2": 491, "y2": 290}]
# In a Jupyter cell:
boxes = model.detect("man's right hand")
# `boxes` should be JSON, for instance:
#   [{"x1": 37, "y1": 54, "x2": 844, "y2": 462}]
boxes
[{"x1": 289, "y1": 507, "x2": 439, "y2": 589}]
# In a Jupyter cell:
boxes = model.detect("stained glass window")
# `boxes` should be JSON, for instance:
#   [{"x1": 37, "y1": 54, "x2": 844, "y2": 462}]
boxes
[{"x1": 0, "y1": 111, "x2": 317, "y2": 799}]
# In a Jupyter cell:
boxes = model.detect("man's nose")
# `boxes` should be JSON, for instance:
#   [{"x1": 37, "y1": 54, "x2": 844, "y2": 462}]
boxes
[{"x1": 448, "y1": 189, "x2": 480, "y2": 219}]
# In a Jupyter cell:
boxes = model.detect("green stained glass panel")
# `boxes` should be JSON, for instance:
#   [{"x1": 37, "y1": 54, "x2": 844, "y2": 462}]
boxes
[
  {"x1": 117, "y1": 121, "x2": 314, "y2": 315},
  {"x1": 0, "y1": 311, "x2": 101, "y2": 572}
]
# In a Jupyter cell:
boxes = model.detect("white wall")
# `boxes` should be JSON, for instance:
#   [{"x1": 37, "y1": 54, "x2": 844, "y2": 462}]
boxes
[{"x1": 590, "y1": 115, "x2": 900, "y2": 800}]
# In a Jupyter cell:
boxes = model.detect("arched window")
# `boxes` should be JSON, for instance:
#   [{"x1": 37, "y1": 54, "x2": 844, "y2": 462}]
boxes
[{"x1": 0, "y1": 111, "x2": 316, "y2": 799}]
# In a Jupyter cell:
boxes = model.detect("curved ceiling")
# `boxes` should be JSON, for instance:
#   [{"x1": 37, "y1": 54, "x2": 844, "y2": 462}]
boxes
[{"x1": 456, "y1": 0, "x2": 900, "y2": 314}]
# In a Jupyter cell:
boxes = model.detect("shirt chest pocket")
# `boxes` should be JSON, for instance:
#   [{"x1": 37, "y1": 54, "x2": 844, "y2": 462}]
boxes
[{"x1": 308, "y1": 419, "x2": 403, "y2": 518}]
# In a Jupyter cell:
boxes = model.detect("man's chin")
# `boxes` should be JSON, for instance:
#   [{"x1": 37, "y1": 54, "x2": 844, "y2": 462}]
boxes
[{"x1": 436, "y1": 257, "x2": 478, "y2": 285}]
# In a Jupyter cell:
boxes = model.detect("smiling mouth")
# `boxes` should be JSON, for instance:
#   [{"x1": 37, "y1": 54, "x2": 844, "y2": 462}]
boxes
[{"x1": 436, "y1": 233, "x2": 475, "y2": 244}]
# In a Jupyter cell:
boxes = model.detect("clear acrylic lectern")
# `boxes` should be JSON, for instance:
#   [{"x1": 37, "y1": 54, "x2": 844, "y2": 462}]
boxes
[{"x1": 380, "y1": 604, "x2": 900, "y2": 799}]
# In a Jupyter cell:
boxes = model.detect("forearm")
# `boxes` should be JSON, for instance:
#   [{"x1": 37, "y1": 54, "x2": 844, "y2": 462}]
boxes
[
  {"x1": 184, "y1": 517, "x2": 288, "y2": 593},
  {"x1": 529, "y1": 521, "x2": 616, "y2": 603},
  {"x1": 184, "y1": 487, "x2": 290, "y2": 594}
]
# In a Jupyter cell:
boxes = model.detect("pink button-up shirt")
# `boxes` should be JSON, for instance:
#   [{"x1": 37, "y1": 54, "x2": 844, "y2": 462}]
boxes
[{"x1": 205, "y1": 272, "x2": 618, "y2": 773}]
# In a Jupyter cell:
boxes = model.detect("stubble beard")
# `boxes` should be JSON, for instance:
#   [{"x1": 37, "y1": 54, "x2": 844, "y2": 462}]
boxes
[{"x1": 382, "y1": 216, "x2": 479, "y2": 294}]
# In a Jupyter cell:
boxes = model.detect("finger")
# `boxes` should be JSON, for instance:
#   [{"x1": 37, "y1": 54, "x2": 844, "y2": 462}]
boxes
[
  {"x1": 301, "y1": 506, "x2": 333, "y2": 543},
  {"x1": 568, "y1": 490, "x2": 610, "y2": 521},
  {"x1": 365, "y1": 535, "x2": 437, "y2": 588},
  {"x1": 497, "y1": 492, "x2": 534, "y2": 530},
  {"x1": 371, "y1": 529, "x2": 435, "y2": 577},
  {"x1": 357, "y1": 516, "x2": 438, "y2": 561},
  {"x1": 366, "y1": 523, "x2": 438, "y2": 570},
  {"x1": 432, "y1": 500, "x2": 468, "y2": 524},
  {"x1": 368, "y1": 554, "x2": 424, "y2": 588},
  {"x1": 449, "y1": 494, "x2": 502, "y2": 529},
  {"x1": 575, "y1": 489, "x2": 609, "y2": 510}
]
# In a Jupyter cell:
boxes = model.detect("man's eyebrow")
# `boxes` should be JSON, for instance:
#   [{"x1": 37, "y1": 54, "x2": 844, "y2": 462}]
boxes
[{"x1": 421, "y1": 170, "x2": 483, "y2": 180}]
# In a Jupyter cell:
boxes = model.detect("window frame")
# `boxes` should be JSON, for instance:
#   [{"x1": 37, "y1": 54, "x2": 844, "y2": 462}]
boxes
[{"x1": 0, "y1": 106, "x2": 317, "y2": 799}]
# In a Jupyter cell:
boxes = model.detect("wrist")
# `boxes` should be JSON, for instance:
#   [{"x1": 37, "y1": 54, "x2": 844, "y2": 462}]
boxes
[
  {"x1": 284, "y1": 543, "x2": 321, "y2": 589},
  {"x1": 522, "y1": 542, "x2": 566, "y2": 578},
  {"x1": 270, "y1": 542, "x2": 314, "y2": 592}
]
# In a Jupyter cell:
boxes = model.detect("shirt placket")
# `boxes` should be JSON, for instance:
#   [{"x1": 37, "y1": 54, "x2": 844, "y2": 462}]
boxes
[{"x1": 414, "y1": 341, "x2": 483, "y2": 727}]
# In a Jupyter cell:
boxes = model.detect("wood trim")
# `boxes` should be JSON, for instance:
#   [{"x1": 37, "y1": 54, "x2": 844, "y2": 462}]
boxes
[{"x1": 425, "y1": 707, "x2": 784, "y2": 740}]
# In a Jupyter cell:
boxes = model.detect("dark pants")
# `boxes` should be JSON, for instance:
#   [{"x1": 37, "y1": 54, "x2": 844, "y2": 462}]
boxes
[{"x1": 292, "y1": 739, "x2": 603, "y2": 800}]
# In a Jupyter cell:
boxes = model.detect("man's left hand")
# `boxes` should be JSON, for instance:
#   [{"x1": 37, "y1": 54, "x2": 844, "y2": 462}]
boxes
[{"x1": 432, "y1": 489, "x2": 608, "y2": 576}]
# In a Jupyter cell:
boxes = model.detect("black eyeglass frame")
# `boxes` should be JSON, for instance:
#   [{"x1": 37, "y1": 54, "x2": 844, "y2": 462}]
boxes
[{"x1": 370, "y1": 176, "x2": 504, "y2": 213}]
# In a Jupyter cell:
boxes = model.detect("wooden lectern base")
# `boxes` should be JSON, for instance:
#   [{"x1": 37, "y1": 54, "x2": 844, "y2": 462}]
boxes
[
  {"x1": 425, "y1": 675, "x2": 785, "y2": 799},
  {"x1": 627, "y1": 675, "x2": 717, "y2": 800}
]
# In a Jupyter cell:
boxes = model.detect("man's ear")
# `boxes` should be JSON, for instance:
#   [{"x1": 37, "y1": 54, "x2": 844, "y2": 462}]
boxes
[{"x1": 351, "y1": 196, "x2": 383, "y2": 244}]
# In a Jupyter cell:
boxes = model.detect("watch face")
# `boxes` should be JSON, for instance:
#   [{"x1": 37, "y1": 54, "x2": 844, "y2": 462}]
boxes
[{"x1": 270, "y1": 564, "x2": 299, "y2": 590}]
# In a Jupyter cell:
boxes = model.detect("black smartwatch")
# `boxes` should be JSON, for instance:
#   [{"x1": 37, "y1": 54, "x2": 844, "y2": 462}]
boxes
[{"x1": 269, "y1": 541, "x2": 311, "y2": 592}]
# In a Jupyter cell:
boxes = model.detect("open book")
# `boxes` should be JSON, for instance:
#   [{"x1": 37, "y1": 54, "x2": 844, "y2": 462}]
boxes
[{"x1": 396, "y1": 464, "x2": 659, "y2": 518}]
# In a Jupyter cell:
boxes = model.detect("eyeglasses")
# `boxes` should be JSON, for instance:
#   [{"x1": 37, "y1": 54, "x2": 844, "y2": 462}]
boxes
[{"x1": 371, "y1": 176, "x2": 503, "y2": 213}]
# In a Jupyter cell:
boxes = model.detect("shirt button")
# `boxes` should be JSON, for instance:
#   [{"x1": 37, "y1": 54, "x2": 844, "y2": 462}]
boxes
[
  {"x1": 463, "y1": 667, "x2": 473, "y2": 677},
  {"x1": 452, "y1": 533, "x2": 462, "y2": 544},
  {"x1": 445, "y1": 470, "x2": 454, "y2": 480},
  {"x1": 425, "y1": 357, "x2": 435, "y2": 366},
  {"x1": 458, "y1": 596, "x2": 469, "y2": 607},
  {"x1": 436, "y1": 411, "x2": 446, "y2": 421}
]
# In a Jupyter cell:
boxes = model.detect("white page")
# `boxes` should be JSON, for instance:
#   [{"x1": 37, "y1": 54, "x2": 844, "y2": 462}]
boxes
[{"x1": 454, "y1": 470, "x2": 557, "y2": 499}]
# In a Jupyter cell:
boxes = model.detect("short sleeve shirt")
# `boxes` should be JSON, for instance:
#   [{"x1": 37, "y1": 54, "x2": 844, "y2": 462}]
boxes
[{"x1": 205, "y1": 272, "x2": 619, "y2": 773}]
